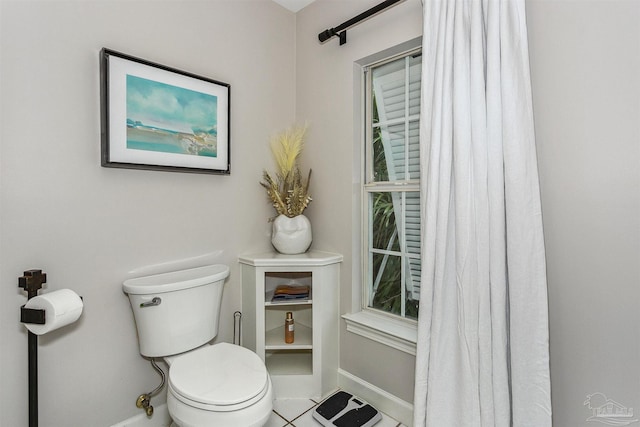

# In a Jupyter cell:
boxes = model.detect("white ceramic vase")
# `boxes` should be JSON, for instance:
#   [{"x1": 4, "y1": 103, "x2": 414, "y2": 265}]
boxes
[{"x1": 271, "y1": 214, "x2": 312, "y2": 254}]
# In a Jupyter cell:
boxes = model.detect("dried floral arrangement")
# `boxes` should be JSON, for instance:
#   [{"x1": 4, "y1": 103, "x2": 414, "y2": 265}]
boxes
[{"x1": 260, "y1": 125, "x2": 312, "y2": 218}]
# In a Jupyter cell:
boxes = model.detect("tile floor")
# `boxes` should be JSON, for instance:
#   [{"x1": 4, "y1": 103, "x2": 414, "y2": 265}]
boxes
[{"x1": 265, "y1": 396, "x2": 406, "y2": 427}]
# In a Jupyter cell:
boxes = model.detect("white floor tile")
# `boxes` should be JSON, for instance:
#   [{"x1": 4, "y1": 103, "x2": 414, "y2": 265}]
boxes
[
  {"x1": 376, "y1": 412, "x2": 402, "y2": 427},
  {"x1": 290, "y1": 406, "x2": 322, "y2": 427},
  {"x1": 264, "y1": 410, "x2": 289, "y2": 427},
  {"x1": 272, "y1": 398, "x2": 317, "y2": 422}
]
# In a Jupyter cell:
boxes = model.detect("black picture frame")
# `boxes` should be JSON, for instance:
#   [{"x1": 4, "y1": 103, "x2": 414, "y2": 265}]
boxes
[{"x1": 100, "y1": 48, "x2": 231, "y2": 174}]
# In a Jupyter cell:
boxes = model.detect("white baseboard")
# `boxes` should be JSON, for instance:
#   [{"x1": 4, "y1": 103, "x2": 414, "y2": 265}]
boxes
[
  {"x1": 110, "y1": 404, "x2": 171, "y2": 427},
  {"x1": 337, "y1": 369, "x2": 413, "y2": 426}
]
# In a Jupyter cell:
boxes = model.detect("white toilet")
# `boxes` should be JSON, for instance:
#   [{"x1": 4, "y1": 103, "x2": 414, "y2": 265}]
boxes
[{"x1": 123, "y1": 264, "x2": 273, "y2": 427}]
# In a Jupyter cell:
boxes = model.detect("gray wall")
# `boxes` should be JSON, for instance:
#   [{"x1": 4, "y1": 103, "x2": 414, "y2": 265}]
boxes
[
  {"x1": 0, "y1": 1, "x2": 294, "y2": 425},
  {"x1": 527, "y1": 1, "x2": 640, "y2": 425}
]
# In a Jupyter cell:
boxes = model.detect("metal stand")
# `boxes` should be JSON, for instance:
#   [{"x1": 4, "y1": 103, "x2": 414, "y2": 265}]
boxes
[{"x1": 19, "y1": 269, "x2": 47, "y2": 427}]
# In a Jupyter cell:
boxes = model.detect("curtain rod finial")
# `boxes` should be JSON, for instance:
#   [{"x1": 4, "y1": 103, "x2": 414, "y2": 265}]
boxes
[{"x1": 318, "y1": 28, "x2": 335, "y2": 43}]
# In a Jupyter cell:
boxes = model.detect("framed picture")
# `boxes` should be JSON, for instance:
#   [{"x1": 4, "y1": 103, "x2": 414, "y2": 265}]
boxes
[{"x1": 100, "y1": 48, "x2": 230, "y2": 174}]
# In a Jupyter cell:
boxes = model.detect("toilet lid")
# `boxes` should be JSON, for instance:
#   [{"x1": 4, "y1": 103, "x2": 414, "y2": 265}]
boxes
[{"x1": 169, "y1": 343, "x2": 269, "y2": 407}]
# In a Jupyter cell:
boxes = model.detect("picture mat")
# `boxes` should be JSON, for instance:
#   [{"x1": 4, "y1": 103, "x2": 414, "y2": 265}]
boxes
[{"x1": 107, "y1": 55, "x2": 229, "y2": 171}]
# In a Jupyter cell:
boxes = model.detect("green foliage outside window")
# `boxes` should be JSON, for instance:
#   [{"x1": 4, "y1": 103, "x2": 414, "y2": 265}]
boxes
[{"x1": 369, "y1": 96, "x2": 419, "y2": 319}]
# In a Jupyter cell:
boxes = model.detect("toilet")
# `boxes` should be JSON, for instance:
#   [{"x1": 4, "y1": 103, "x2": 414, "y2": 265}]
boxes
[{"x1": 123, "y1": 264, "x2": 273, "y2": 427}]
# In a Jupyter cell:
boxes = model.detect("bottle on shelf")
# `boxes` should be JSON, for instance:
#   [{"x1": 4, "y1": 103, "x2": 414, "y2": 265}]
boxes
[{"x1": 285, "y1": 311, "x2": 295, "y2": 344}]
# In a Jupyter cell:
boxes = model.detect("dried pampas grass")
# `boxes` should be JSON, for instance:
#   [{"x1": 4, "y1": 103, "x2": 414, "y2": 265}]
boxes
[{"x1": 260, "y1": 125, "x2": 312, "y2": 218}]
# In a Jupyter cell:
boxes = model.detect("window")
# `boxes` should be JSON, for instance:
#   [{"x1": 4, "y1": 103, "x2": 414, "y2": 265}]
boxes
[{"x1": 363, "y1": 49, "x2": 421, "y2": 321}]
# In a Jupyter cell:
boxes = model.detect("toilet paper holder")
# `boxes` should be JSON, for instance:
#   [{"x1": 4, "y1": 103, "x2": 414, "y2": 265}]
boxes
[
  {"x1": 19, "y1": 269, "x2": 47, "y2": 325},
  {"x1": 18, "y1": 268, "x2": 48, "y2": 427},
  {"x1": 18, "y1": 269, "x2": 83, "y2": 427},
  {"x1": 19, "y1": 269, "x2": 84, "y2": 326},
  {"x1": 20, "y1": 306, "x2": 46, "y2": 325}
]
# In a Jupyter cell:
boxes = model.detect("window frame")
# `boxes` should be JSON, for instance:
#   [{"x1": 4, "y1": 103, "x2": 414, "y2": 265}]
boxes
[
  {"x1": 344, "y1": 39, "x2": 422, "y2": 355},
  {"x1": 362, "y1": 47, "x2": 422, "y2": 323}
]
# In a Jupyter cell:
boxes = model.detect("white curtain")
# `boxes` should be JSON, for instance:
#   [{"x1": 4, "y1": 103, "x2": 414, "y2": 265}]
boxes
[{"x1": 413, "y1": 0, "x2": 552, "y2": 426}]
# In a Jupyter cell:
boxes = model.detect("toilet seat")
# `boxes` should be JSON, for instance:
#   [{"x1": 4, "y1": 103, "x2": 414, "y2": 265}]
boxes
[{"x1": 168, "y1": 343, "x2": 269, "y2": 412}]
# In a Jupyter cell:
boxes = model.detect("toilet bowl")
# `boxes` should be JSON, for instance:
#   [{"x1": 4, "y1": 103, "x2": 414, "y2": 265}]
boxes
[
  {"x1": 166, "y1": 343, "x2": 273, "y2": 427},
  {"x1": 122, "y1": 265, "x2": 273, "y2": 427}
]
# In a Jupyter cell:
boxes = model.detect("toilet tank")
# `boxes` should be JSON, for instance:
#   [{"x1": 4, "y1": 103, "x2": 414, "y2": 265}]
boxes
[{"x1": 123, "y1": 264, "x2": 229, "y2": 357}]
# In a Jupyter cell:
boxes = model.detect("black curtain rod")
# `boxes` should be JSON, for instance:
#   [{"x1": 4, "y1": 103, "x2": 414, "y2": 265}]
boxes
[{"x1": 318, "y1": 0, "x2": 404, "y2": 46}]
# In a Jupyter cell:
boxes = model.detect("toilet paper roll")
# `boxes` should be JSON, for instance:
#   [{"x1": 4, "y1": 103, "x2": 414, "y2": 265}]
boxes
[{"x1": 23, "y1": 289, "x2": 83, "y2": 335}]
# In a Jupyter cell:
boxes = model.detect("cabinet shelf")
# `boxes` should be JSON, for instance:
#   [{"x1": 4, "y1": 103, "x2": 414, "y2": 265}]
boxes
[
  {"x1": 265, "y1": 295, "x2": 312, "y2": 307},
  {"x1": 265, "y1": 323, "x2": 312, "y2": 350},
  {"x1": 265, "y1": 350, "x2": 313, "y2": 375}
]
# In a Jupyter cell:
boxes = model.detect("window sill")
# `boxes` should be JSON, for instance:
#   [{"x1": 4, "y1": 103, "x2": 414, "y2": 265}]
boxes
[{"x1": 342, "y1": 311, "x2": 417, "y2": 356}]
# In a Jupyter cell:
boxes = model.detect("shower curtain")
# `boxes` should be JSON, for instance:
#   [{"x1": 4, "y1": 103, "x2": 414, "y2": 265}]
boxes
[{"x1": 413, "y1": 0, "x2": 551, "y2": 426}]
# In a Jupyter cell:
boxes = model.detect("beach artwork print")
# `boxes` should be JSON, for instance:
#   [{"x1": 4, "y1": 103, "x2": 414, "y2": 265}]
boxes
[
  {"x1": 126, "y1": 75, "x2": 218, "y2": 158},
  {"x1": 101, "y1": 48, "x2": 230, "y2": 174}
]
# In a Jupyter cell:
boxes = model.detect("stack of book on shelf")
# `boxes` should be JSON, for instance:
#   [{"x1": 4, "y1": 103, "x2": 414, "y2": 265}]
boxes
[{"x1": 271, "y1": 284, "x2": 310, "y2": 303}]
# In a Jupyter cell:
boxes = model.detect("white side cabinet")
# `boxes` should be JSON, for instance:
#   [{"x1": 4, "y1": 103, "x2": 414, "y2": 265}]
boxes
[{"x1": 239, "y1": 251, "x2": 342, "y2": 399}]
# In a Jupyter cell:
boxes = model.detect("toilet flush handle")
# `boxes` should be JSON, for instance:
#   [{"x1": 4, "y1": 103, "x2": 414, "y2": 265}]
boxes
[{"x1": 140, "y1": 297, "x2": 161, "y2": 308}]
